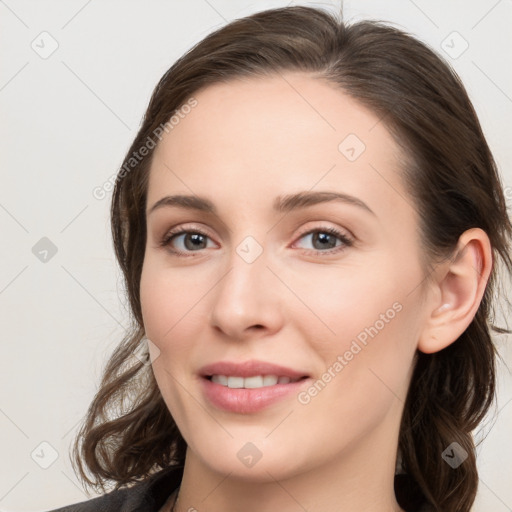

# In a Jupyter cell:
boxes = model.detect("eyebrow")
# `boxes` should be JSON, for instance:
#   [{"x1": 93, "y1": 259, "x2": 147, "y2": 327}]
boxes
[{"x1": 147, "y1": 191, "x2": 375, "y2": 216}]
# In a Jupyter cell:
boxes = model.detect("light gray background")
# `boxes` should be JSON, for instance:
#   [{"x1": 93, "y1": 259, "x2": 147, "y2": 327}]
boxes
[{"x1": 1, "y1": 1, "x2": 511, "y2": 511}]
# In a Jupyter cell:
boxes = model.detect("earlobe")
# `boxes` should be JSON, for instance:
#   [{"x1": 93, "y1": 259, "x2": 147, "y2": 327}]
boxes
[{"x1": 417, "y1": 228, "x2": 492, "y2": 354}]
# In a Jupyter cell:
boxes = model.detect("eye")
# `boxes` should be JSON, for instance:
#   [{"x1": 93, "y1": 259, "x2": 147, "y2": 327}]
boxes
[
  {"x1": 293, "y1": 226, "x2": 353, "y2": 255},
  {"x1": 159, "y1": 227, "x2": 216, "y2": 256},
  {"x1": 159, "y1": 225, "x2": 353, "y2": 257}
]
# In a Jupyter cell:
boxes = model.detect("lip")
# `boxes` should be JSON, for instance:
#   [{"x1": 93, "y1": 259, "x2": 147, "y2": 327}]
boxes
[
  {"x1": 198, "y1": 359, "x2": 311, "y2": 414},
  {"x1": 199, "y1": 359, "x2": 309, "y2": 379}
]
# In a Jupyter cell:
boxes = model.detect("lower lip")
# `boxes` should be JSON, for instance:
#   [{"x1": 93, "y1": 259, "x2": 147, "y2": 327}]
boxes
[{"x1": 200, "y1": 377, "x2": 310, "y2": 413}]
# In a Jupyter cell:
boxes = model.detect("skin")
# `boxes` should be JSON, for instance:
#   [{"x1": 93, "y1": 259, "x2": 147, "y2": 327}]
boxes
[{"x1": 139, "y1": 72, "x2": 492, "y2": 512}]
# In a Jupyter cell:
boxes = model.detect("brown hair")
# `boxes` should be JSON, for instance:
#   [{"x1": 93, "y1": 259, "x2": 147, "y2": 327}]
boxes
[{"x1": 71, "y1": 6, "x2": 512, "y2": 511}]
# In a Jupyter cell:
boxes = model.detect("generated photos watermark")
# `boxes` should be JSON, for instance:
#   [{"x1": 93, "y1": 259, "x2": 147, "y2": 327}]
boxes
[
  {"x1": 297, "y1": 301, "x2": 403, "y2": 405},
  {"x1": 92, "y1": 96, "x2": 198, "y2": 200}
]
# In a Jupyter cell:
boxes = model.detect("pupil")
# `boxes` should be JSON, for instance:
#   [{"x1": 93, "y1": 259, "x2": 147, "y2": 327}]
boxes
[
  {"x1": 185, "y1": 233, "x2": 206, "y2": 250},
  {"x1": 314, "y1": 232, "x2": 336, "y2": 250}
]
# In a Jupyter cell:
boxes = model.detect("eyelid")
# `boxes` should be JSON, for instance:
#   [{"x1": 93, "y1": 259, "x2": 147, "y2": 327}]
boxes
[
  {"x1": 290, "y1": 224, "x2": 354, "y2": 253},
  {"x1": 159, "y1": 222, "x2": 354, "y2": 256},
  {"x1": 159, "y1": 223, "x2": 216, "y2": 246},
  {"x1": 293, "y1": 223, "x2": 354, "y2": 243},
  {"x1": 163, "y1": 224, "x2": 214, "y2": 240}
]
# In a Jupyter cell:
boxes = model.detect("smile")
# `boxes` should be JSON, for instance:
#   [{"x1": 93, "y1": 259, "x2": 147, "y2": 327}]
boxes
[{"x1": 209, "y1": 374, "x2": 303, "y2": 388}]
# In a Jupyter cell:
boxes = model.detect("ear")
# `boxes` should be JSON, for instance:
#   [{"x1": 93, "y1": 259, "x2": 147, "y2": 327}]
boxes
[{"x1": 417, "y1": 228, "x2": 493, "y2": 354}]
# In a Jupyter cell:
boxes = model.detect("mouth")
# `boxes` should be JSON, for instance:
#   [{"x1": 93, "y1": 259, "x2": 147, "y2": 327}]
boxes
[
  {"x1": 199, "y1": 359, "x2": 310, "y2": 386},
  {"x1": 198, "y1": 360, "x2": 312, "y2": 413},
  {"x1": 204, "y1": 374, "x2": 309, "y2": 389}
]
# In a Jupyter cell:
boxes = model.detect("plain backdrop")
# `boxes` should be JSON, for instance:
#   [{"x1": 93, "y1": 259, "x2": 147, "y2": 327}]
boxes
[{"x1": 0, "y1": 1, "x2": 511, "y2": 511}]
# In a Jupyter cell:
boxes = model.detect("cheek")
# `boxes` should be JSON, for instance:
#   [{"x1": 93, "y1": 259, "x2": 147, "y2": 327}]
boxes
[
  {"x1": 291, "y1": 256, "x2": 422, "y2": 401},
  {"x1": 139, "y1": 260, "x2": 218, "y2": 412},
  {"x1": 140, "y1": 265, "x2": 172, "y2": 343},
  {"x1": 140, "y1": 262, "x2": 207, "y2": 426},
  {"x1": 287, "y1": 259, "x2": 410, "y2": 349},
  {"x1": 140, "y1": 261, "x2": 205, "y2": 348}
]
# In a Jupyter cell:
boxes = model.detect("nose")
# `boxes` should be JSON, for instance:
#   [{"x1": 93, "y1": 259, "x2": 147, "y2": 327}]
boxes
[{"x1": 209, "y1": 244, "x2": 284, "y2": 340}]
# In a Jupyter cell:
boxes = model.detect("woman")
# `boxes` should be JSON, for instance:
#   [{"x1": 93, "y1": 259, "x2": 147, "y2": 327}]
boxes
[{"x1": 48, "y1": 5, "x2": 511, "y2": 512}]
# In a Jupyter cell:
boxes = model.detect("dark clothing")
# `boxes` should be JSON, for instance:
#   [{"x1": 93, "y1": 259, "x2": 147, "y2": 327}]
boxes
[
  {"x1": 46, "y1": 465, "x2": 183, "y2": 512},
  {"x1": 46, "y1": 465, "x2": 432, "y2": 511}
]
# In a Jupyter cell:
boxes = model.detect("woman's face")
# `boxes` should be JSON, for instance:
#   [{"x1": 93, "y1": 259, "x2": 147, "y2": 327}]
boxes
[{"x1": 140, "y1": 72, "x2": 431, "y2": 482}]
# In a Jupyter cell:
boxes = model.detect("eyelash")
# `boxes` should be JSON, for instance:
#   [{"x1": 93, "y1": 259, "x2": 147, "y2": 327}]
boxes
[{"x1": 159, "y1": 225, "x2": 354, "y2": 257}]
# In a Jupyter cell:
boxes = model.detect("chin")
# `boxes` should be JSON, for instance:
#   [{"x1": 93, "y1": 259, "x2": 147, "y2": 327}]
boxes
[{"x1": 187, "y1": 436, "x2": 304, "y2": 482}]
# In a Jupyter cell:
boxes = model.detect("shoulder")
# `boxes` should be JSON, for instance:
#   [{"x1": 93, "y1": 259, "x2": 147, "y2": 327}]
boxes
[{"x1": 45, "y1": 465, "x2": 183, "y2": 512}]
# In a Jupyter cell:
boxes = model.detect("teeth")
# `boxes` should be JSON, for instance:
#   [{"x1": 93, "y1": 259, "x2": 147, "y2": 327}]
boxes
[
  {"x1": 210, "y1": 375, "x2": 298, "y2": 389},
  {"x1": 227, "y1": 376, "x2": 244, "y2": 388},
  {"x1": 212, "y1": 375, "x2": 228, "y2": 386},
  {"x1": 245, "y1": 376, "x2": 267, "y2": 388},
  {"x1": 263, "y1": 375, "x2": 279, "y2": 386}
]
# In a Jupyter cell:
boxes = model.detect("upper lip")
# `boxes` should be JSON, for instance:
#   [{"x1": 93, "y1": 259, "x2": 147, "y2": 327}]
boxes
[{"x1": 199, "y1": 360, "x2": 309, "y2": 379}]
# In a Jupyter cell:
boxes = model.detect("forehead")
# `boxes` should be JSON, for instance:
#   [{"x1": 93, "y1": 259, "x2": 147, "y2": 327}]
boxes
[
  {"x1": 156, "y1": 72, "x2": 397, "y2": 157},
  {"x1": 148, "y1": 72, "x2": 409, "y2": 219}
]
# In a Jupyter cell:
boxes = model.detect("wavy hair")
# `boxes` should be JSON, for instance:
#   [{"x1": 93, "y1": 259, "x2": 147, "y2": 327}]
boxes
[{"x1": 71, "y1": 6, "x2": 512, "y2": 511}]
